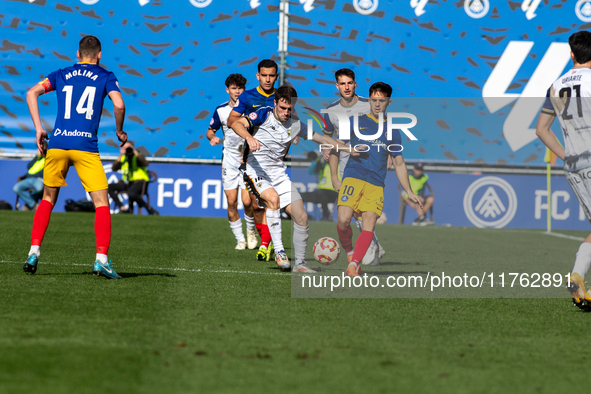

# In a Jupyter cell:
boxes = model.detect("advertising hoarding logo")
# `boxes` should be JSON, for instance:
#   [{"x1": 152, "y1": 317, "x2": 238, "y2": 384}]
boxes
[
  {"x1": 299, "y1": 0, "x2": 316, "y2": 12},
  {"x1": 353, "y1": 0, "x2": 378, "y2": 15},
  {"x1": 410, "y1": 0, "x2": 428, "y2": 17},
  {"x1": 521, "y1": 0, "x2": 542, "y2": 20},
  {"x1": 189, "y1": 0, "x2": 213, "y2": 8},
  {"x1": 464, "y1": 177, "x2": 518, "y2": 228},
  {"x1": 576, "y1": 0, "x2": 591, "y2": 22},
  {"x1": 482, "y1": 41, "x2": 571, "y2": 151},
  {"x1": 464, "y1": 0, "x2": 489, "y2": 19}
]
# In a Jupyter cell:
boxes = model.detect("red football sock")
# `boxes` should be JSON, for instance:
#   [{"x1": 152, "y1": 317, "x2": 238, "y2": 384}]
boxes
[
  {"x1": 351, "y1": 230, "x2": 374, "y2": 264},
  {"x1": 260, "y1": 224, "x2": 271, "y2": 247},
  {"x1": 31, "y1": 200, "x2": 54, "y2": 246},
  {"x1": 95, "y1": 206, "x2": 111, "y2": 255},
  {"x1": 337, "y1": 224, "x2": 353, "y2": 254},
  {"x1": 255, "y1": 223, "x2": 263, "y2": 236}
]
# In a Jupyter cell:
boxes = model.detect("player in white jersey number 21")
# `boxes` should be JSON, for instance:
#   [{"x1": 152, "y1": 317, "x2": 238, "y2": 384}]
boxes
[{"x1": 536, "y1": 31, "x2": 591, "y2": 309}]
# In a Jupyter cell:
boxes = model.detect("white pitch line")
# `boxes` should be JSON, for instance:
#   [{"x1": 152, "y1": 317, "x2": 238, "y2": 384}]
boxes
[
  {"x1": 542, "y1": 232, "x2": 586, "y2": 242},
  {"x1": 0, "y1": 260, "x2": 291, "y2": 276}
]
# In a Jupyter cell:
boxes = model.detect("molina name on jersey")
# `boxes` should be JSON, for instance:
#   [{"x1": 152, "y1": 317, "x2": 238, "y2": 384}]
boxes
[
  {"x1": 41, "y1": 62, "x2": 120, "y2": 153},
  {"x1": 244, "y1": 106, "x2": 309, "y2": 176},
  {"x1": 210, "y1": 100, "x2": 245, "y2": 168},
  {"x1": 233, "y1": 86, "x2": 275, "y2": 116},
  {"x1": 343, "y1": 113, "x2": 402, "y2": 188},
  {"x1": 542, "y1": 67, "x2": 591, "y2": 172}
]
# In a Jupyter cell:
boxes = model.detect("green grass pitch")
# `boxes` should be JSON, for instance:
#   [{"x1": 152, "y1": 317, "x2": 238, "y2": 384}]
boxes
[{"x1": 0, "y1": 210, "x2": 589, "y2": 393}]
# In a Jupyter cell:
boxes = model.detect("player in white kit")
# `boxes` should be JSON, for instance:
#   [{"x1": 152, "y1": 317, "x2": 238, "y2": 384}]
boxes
[
  {"x1": 536, "y1": 31, "x2": 591, "y2": 308},
  {"x1": 230, "y1": 85, "x2": 358, "y2": 272},
  {"x1": 323, "y1": 68, "x2": 384, "y2": 265},
  {"x1": 207, "y1": 74, "x2": 257, "y2": 250}
]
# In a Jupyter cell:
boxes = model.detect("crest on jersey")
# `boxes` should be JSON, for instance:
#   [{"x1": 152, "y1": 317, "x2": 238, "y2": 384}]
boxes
[
  {"x1": 463, "y1": 176, "x2": 517, "y2": 228},
  {"x1": 209, "y1": 118, "x2": 214, "y2": 126},
  {"x1": 353, "y1": 0, "x2": 378, "y2": 15},
  {"x1": 341, "y1": 195, "x2": 349, "y2": 202},
  {"x1": 248, "y1": 112, "x2": 257, "y2": 120},
  {"x1": 576, "y1": 0, "x2": 591, "y2": 22},
  {"x1": 189, "y1": 0, "x2": 213, "y2": 8},
  {"x1": 464, "y1": 0, "x2": 489, "y2": 19}
]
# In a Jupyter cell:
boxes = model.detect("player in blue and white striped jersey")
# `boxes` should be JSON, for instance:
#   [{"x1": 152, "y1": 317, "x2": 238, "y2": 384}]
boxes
[
  {"x1": 207, "y1": 74, "x2": 257, "y2": 250},
  {"x1": 231, "y1": 85, "x2": 357, "y2": 273}
]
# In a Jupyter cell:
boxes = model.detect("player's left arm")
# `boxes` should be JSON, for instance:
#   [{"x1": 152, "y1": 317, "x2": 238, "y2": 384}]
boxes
[
  {"x1": 535, "y1": 112, "x2": 564, "y2": 161},
  {"x1": 392, "y1": 155, "x2": 423, "y2": 209},
  {"x1": 26, "y1": 83, "x2": 48, "y2": 155}
]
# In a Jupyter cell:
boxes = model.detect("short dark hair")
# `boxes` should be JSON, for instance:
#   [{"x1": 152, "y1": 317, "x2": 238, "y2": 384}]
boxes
[
  {"x1": 274, "y1": 85, "x2": 297, "y2": 104},
  {"x1": 258, "y1": 59, "x2": 278, "y2": 73},
  {"x1": 335, "y1": 68, "x2": 355, "y2": 82},
  {"x1": 225, "y1": 73, "x2": 247, "y2": 88},
  {"x1": 369, "y1": 82, "x2": 393, "y2": 98},
  {"x1": 569, "y1": 31, "x2": 591, "y2": 64},
  {"x1": 79, "y1": 35, "x2": 101, "y2": 58}
]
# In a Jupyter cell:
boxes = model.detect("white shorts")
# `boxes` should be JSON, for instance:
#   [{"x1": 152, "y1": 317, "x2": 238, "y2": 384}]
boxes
[
  {"x1": 567, "y1": 168, "x2": 591, "y2": 222},
  {"x1": 222, "y1": 163, "x2": 245, "y2": 191},
  {"x1": 243, "y1": 166, "x2": 301, "y2": 209}
]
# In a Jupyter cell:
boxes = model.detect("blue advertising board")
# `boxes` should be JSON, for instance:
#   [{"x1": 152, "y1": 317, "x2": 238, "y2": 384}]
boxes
[{"x1": 2, "y1": 158, "x2": 590, "y2": 231}]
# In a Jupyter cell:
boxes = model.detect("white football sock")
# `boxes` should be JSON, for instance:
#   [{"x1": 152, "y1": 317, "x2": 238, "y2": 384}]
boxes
[
  {"x1": 265, "y1": 209, "x2": 284, "y2": 252},
  {"x1": 572, "y1": 242, "x2": 591, "y2": 278},
  {"x1": 244, "y1": 215, "x2": 255, "y2": 232},
  {"x1": 96, "y1": 253, "x2": 108, "y2": 264},
  {"x1": 293, "y1": 223, "x2": 309, "y2": 265},
  {"x1": 229, "y1": 219, "x2": 245, "y2": 242},
  {"x1": 28, "y1": 245, "x2": 40, "y2": 257}
]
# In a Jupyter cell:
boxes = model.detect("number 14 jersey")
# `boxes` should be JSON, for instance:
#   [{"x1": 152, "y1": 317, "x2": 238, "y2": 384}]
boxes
[
  {"x1": 542, "y1": 66, "x2": 591, "y2": 172},
  {"x1": 40, "y1": 62, "x2": 121, "y2": 153}
]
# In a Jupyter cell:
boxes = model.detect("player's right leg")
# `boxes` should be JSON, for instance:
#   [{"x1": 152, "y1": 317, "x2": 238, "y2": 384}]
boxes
[
  {"x1": 336, "y1": 205, "x2": 355, "y2": 264},
  {"x1": 241, "y1": 187, "x2": 257, "y2": 249},
  {"x1": 258, "y1": 188, "x2": 286, "y2": 269},
  {"x1": 243, "y1": 170, "x2": 273, "y2": 261},
  {"x1": 223, "y1": 163, "x2": 246, "y2": 249},
  {"x1": 24, "y1": 149, "x2": 68, "y2": 274},
  {"x1": 224, "y1": 188, "x2": 246, "y2": 249},
  {"x1": 565, "y1": 170, "x2": 591, "y2": 307},
  {"x1": 73, "y1": 150, "x2": 121, "y2": 279},
  {"x1": 253, "y1": 203, "x2": 273, "y2": 261}
]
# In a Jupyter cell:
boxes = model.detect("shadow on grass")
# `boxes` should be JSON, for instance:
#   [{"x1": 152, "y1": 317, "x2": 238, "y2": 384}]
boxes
[
  {"x1": 380, "y1": 261, "x2": 424, "y2": 266},
  {"x1": 119, "y1": 272, "x2": 177, "y2": 278},
  {"x1": 373, "y1": 271, "x2": 429, "y2": 276},
  {"x1": 37, "y1": 272, "x2": 177, "y2": 278}
]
